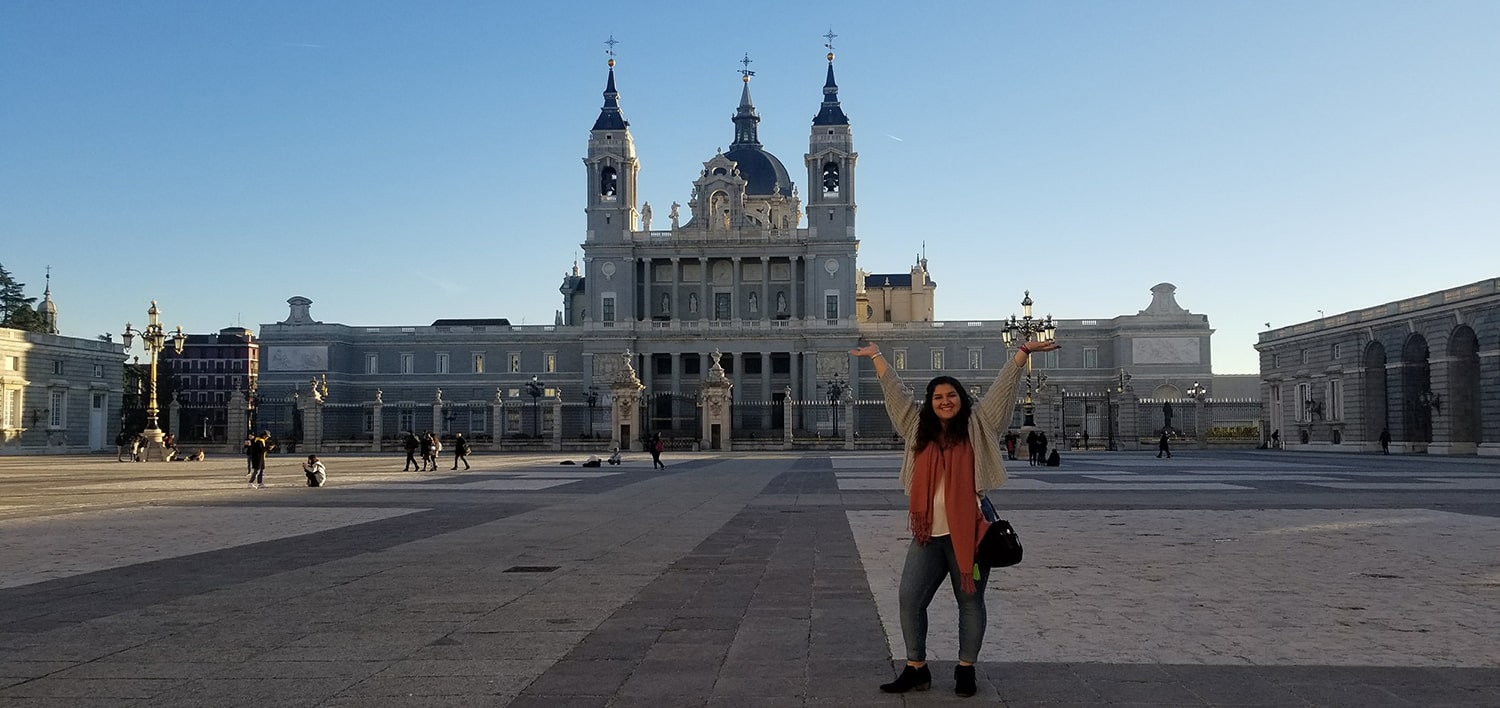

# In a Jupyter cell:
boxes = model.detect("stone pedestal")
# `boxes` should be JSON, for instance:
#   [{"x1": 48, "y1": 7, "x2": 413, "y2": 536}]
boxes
[
  {"x1": 699, "y1": 350, "x2": 733, "y2": 451},
  {"x1": 610, "y1": 350, "x2": 645, "y2": 452},
  {"x1": 297, "y1": 394, "x2": 324, "y2": 454},
  {"x1": 371, "y1": 399, "x2": 384, "y2": 452},
  {"x1": 782, "y1": 387, "x2": 794, "y2": 451}
]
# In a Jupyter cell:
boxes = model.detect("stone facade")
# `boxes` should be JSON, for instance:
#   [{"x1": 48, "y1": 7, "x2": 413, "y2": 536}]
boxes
[
  {"x1": 1255, "y1": 277, "x2": 1500, "y2": 455},
  {"x1": 0, "y1": 327, "x2": 126, "y2": 454},
  {"x1": 254, "y1": 54, "x2": 1226, "y2": 449}
]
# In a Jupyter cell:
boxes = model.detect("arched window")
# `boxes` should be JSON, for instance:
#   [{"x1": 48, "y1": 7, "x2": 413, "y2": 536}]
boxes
[
  {"x1": 822, "y1": 162, "x2": 840, "y2": 193},
  {"x1": 600, "y1": 166, "x2": 618, "y2": 197}
]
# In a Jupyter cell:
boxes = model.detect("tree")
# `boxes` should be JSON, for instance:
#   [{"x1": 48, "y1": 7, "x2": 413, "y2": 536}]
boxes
[{"x1": 0, "y1": 263, "x2": 48, "y2": 333}]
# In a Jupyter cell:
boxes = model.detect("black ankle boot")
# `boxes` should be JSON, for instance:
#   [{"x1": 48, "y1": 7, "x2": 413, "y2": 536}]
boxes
[
  {"x1": 955, "y1": 664, "x2": 976, "y2": 697},
  {"x1": 879, "y1": 664, "x2": 931, "y2": 693}
]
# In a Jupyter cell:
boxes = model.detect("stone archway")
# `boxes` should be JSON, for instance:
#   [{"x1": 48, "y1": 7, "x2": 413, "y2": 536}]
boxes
[
  {"x1": 1401, "y1": 334, "x2": 1432, "y2": 446},
  {"x1": 1448, "y1": 326, "x2": 1481, "y2": 451},
  {"x1": 1362, "y1": 341, "x2": 1388, "y2": 446}
]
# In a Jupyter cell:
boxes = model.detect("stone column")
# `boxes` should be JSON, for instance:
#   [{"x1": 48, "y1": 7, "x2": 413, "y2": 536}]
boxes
[
  {"x1": 731, "y1": 256, "x2": 742, "y2": 321},
  {"x1": 843, "y1": 398, "x2": 855, "y2": 450},
  {"x1": 371, "y1": 393, "x2": 384, "y2": 453},
  {"x1": 760, "y1": 351, "x2": 772, "y2": 429},
  {"x1": 225, "y1": 389, "x2": 248, "y2": 455},
  {"x1": 431, "y1": 389, "x2": 444, "y2": 441},
  {"x1": 1117, "y1": 391, "x2": 1140, "y2": 450},
  {"x1": 699, "y1": 257, "x2": 709, "y2": 322},
  {"x1": 552, "y1": 394, "x2": 564, "y2": 450},
  {"x1": 671, "y1": 257, "x2": 680, "y2": 322}
]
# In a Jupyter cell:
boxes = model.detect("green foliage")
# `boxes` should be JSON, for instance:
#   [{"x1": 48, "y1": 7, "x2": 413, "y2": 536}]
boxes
[
  {"x1": 0, "y1": 263, "x2": 47, "y2": 333},
  {"x1": 1206, "y1": 425, "x2": 1260, "y2": 439}
]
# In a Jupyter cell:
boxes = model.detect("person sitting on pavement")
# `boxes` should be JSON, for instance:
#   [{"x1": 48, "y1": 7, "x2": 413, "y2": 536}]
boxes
[{"x1": 303, "y1": 454, "x2": 327, "y2": 487}]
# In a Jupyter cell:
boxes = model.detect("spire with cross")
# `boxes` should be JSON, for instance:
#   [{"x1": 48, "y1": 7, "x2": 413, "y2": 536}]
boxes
[{"x1": 739, "y1": 53, "x2": 755, "y2": 82}]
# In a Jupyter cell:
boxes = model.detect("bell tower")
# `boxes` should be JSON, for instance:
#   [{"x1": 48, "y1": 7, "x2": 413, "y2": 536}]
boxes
[
  {"x1": 584, "y1": 43, "x2": 639, "y2": 243},
  {"x1": 805, "y1": 36, "x2": 856, "y2": 242}
]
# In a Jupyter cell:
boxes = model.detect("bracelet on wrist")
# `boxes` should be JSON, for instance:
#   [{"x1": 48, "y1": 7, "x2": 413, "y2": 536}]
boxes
[{"x1": 872, "y1": 352, "x2": 883, "y2": 359}]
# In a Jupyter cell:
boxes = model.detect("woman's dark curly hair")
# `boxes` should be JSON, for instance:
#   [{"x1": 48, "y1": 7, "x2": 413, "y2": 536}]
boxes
[{"x1": 912, "y1": 375, "x2": 972, "y2": 452}]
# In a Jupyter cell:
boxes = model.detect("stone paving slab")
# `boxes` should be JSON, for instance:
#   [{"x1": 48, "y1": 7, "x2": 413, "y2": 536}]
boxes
[
  {"x1": 850, "y1": 508, "x2": 1500, "y2": 667},
  {"x1": 0, "y1": 451, "x2": 1498, "y2": 706}
]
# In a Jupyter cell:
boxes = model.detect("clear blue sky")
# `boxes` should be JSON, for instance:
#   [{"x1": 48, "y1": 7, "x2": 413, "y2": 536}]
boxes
[{"x1": 4, "y1": 1, "x2": 1497, "y2": 375}]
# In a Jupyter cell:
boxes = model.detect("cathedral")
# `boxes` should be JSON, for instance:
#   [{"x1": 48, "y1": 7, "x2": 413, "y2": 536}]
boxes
[{"x1": 255, "y1": 49, "x2": 1220, "y2": 450}]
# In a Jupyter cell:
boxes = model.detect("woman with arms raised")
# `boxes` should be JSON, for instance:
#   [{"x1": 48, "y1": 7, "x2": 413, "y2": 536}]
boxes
[{"x1": 851, "y1": 336, "x2": 1059, "y2": 697}]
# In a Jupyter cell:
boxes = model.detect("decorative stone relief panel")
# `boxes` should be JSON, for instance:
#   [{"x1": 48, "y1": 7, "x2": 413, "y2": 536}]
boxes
[
  {"x1": 770, "y1": 262, "x2": 791, "y2": 281},
  {"x1": 1131, "y1": 337, "x2": 1201, "y2": 365}
]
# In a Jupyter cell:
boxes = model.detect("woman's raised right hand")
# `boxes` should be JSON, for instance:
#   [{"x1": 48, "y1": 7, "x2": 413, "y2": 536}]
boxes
[{"x1": 849, "y1": 343, "x2": 881, "y2": 358}]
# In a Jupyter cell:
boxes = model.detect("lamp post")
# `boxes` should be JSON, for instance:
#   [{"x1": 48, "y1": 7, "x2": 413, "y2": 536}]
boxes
[
  {"x1": 525, "y1": 376, "x2": 544, "y2": 438},
  {"x1": 826, "y1": 375, "x2": 848, "y2": 438},
  {"x1": 1001, "y1": 291, "x2": 1055, "y2": 428},
  {"x1": 1107, "y1": 368, "x2": 1131, "y2": 451},
  {"x1": 585, "y1": 387, "x2": 598, "y2": 439},
  {"x1": 1187, "y1": 381, "x2": 1207, "y2": 441},
  {"x1": 122, "y1": 301, "x2": 185, "y2": 458}
]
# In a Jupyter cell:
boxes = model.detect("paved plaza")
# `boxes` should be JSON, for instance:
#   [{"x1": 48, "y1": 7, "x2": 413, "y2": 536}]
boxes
[{"x1": 1, "y1": 448, "x2": 1498, "y2": 707}]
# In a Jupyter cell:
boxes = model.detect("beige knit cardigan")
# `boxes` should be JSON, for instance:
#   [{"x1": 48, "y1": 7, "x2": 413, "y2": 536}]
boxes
[{"x1": 876, "y1": 355, "x2": 1027, "y2": 495}]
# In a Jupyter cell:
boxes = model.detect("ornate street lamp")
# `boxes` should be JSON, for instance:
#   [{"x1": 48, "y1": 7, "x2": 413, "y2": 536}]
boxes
[
  {"x1": 1001, "y1": 291, "x2": 1055, "y2": 428},
  {"x1": 1106, "y1": 368, "x2": 1131, "y2": 451},
  {"x1": 826, "y1": 375, "x2": 848, "y2": 438},
  {"x1": 122, "y1": 301, "x2": 186, "y2": 459},
  {"x1": 525, "y1": 376, "x2": 544, "y2": 437},
  {"x1": 585, "y1": 387, "x2": 599, "y2": 439},
  {"x1": 1187, "y1": 381, "x2": 1208, "y2": 440}
]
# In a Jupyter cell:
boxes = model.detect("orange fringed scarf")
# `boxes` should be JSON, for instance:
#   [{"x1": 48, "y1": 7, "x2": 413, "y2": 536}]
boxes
[{"x1": 908, "y1": 438, "x2": 984, "y2": 592}]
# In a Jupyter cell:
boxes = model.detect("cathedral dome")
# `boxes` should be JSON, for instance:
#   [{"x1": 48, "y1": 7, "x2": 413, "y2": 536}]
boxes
[{"x1": 723, "y1": 145, "x2": 794, "y2": 197}]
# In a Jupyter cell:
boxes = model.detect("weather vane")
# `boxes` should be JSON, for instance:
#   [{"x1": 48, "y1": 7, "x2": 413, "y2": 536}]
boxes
[
  {"x1": 604, "y1": 35, "x2": 618, "y2": 59},
  {"x1": 739, "y1": 53, "x2": 755, "y2": 81},
  {"x1": 823, "y1": 29, "x2": 837, "y2": 53}
]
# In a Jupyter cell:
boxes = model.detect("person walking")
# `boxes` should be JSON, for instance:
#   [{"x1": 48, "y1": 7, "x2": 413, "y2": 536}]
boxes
[
  {"x1": 649, "y1": 433, "x2": 665, "y2": 469},
  {"x1": 1270, "y1": 429, "x2": 1281, "y2": 449},
  {"x1": 303, "y1": 454, "x2": 327, "y2": 487},
  {"x1": 247, "y1": 431, "x2": 271, "y2": 488},
  {"x1": 1025, "y1": 430, "x2": 1040, "y2": 466},
  {"x1": 422, "y1": 433, "x2": 442, "y2": 471},
  {"x1": 115, "y1": 430, "x2": 130, "y2": 462},
  {"x1": 1157, "y1": 431, "x2": 1172, "y2": 459},
  {"x1": 403, "y1": 432, "x2": 421, "y2": 471},
  {"x1": 853, "y1": 336, "x2": 1059, "y2": 697},
  {"x1": 451, "y1": 432, "x2": 471, "y2": 470},
  {"x1": 1379, "y1": 428, "x2": 1391, "y2": 455}
]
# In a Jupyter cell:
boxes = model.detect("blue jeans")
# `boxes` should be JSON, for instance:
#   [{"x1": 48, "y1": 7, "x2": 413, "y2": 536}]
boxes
[{"x1": 898, "y1": 535, "x2": 990, "y2": 664}]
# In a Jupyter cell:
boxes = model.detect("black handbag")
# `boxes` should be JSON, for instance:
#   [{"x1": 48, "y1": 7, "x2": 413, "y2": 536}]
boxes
[{"x1": 977, "y1": 495, "x2": 1023, "y2": 568}]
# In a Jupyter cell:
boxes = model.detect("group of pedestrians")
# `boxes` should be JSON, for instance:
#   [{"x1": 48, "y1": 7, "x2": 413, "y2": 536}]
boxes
[{"x1": 403, "y1": 431, "x2": 471, "y2": 471}]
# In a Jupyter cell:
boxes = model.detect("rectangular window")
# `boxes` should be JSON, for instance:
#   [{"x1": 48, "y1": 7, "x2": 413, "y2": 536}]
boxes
[
  {"x1": 366, "y1": 354, "x2": 378, "y2": 374},
  {"x1": 363, "y1": 410, "x2": 374, "y2": 433},
  {"x1": 1331, "y1": 343, "x2": 1342, "y2": 360},
  {"x1": 436, "y1": 353, "x2": 450, "y2": 374},
  {"x1": 400, "y1": 353, "x2": 415, "y2": 374},
  {"x1": 825, "y1": 294, "x2": 839, "y2": 320},
  {"x1": 398, "y1": 410, "x2": 414, "y2": 432},
  {"x1": 506, "y1": 409, "x2": 522, "y2": 433},
  {"x1": 52, "y1": 360, "x2": 64, "y2": 375},
  {"x1": 715, "y1": 293, "x2": 732, "y2": 320},
  {"x1": 1327, "y1": 379, "x2": 1343, "y2": 421},
  {"x1": 93, "y1": 363, "x2": 104, "y2": 378},
  {"x1": 49, "y1": 390, "x2": 66, "y2": 427},
  {"x1": 1300, "y1": 349, "x2": 1308, "y2": 365},
  {"x1": 4, "y1": 356, "x2": 17, "y2": 371},
  {"x1": 1083, "y1": 347, "x2": 1099, "y2": 369},
  {"x1": 771, "y1": 353, "x2": 790, "y2": 374},
  {"x1": 545, "y1": 353, "x2": 556, "y2": 373},
  {"x1": 931, "y1": 350, "x2": 944, "y2": 370},
  {"x1": 1, "y1": 389, "x2": 16, "y2": 428},
  {"x1": 968, "y1": 350, "x2": 982, "y2": 370},
  {"x1": 472, "y1": 354, "x2": 485, "y2": 374},
  {"x1": 1272, "y1": 353, "x2": 1281, "y2": 368},
  {"x1": 744, "y1": 355, "x2": 762, "y2": 375},
  {"x1": 602, "y1": 296, "x2": 616, "y2": 322},
  {"x1": 470, "y1": 409, "x2": 486, "y2": 432},
  {"x1": 510, "y1": 353, "x2": 521, "y2": 373},
  {"x1": 1042, "y1": 350, "x2": 1059, "y2": 369},
  {"x1": 893, "y1": 350, "x2": 907, "y2": 370},
  {"x1": 1295, "y1": 383, "x2": 1311, "y2": 422}
]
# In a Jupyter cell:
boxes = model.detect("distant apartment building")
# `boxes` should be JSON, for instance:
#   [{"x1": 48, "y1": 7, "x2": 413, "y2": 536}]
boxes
[{"x1": 159, "y1": 327, "x2": 259, "y2": 441}]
